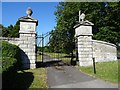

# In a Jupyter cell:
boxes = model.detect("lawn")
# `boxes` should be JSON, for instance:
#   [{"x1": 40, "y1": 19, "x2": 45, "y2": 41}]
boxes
[
  {"x1": 3, "y1": 54, "x2": 48, "y2": 89},
  {"x1": 45, "y1": 52, "x2": 75, "y2": 64},
  {"x1": 3, "y1": 67, "x2": 48, "y2": 89},
  {"x1": 18, "y1": 68, "x2": 48, "y2": 89},
  {"x1": 36, "y1": 53, "x2": 42, "y2": 62},
  {"x1": 79, "y1": 60, "x2": 120, "y2": 83}
]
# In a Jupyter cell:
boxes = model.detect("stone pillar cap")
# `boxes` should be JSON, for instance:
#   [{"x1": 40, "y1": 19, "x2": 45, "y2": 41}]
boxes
[
  {"x1": 74, "y1": 20, "x2": 94, "y2": 29},
  {"x1": 19, "y1": 7, "x2": 38, "y2": 26}
]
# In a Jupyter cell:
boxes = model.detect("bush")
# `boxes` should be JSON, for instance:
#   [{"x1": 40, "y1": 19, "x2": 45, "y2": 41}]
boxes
[
  {"x1": 2, "y1": 41, "x2": 19, "y2": 58},
  {"x1": 2, "y1": 57, "x2": 17, "y2": 73},
  {"x1": 2, "y1": 41, "x2": 21, "y2": 73}
]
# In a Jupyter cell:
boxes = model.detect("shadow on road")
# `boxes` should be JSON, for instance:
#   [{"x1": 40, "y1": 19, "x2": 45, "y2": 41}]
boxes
[
  {"x1": 36, "y1": 54, "x2": 77, "y2": 68},
  {"x1": 36, "y1": 60, "x2": 68, "y2": 68}
]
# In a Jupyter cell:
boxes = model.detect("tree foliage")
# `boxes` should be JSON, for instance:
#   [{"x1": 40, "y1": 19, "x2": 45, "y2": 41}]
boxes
[
  {"x1": 49, "y1": 2, "x2": 120, "y2": 54},
  {"x1": 1, "y1": 20, "x2": 20, "y2": 37}
]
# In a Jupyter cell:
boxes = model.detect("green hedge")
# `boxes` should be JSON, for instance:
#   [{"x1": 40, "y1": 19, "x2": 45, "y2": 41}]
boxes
[
  {"x1": 2, "y1": 41, "x2": 19, "y2": 58},
  {"x1": 2, "y1": 41, "x2": 21, "y2": 73},
  {"x1": 2, "y1": 57, "x2": 17, "y2": 72}
]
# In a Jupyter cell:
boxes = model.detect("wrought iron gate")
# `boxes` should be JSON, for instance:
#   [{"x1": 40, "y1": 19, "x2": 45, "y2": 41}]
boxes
[{"x1": 36, "y1": 31, "x2": 77, "y2": 66}]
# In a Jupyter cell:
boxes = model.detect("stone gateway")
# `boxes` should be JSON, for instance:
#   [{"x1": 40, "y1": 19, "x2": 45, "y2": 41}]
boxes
[
  {"x1": 2, "y1": 9, "x2": 117, "y2": 69},
  {"x1": 74, "y1": 11, "x2": 117, "y2": 66}
]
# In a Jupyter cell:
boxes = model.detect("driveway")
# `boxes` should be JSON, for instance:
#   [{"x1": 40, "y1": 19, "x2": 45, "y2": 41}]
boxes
[{"x1": 43, "y1": 54, "x2": 118, "y2": 89}]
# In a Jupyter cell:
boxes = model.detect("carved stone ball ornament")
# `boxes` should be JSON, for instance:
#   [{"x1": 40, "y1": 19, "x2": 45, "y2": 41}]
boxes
[{"x1": 26, "y1": 7, "x2": 33, "y2": 17}]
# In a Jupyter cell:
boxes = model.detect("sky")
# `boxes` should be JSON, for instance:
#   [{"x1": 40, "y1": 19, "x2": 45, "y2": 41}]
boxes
[
  {"x1": 0, "y1": 2, "x2": 2, "y2": 24},
  {"x1": 2, "y1": 2, "x2": 59, "y2": 35}
]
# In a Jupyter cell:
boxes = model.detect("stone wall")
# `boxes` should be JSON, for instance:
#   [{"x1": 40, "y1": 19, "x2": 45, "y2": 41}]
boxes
[
  {"x1": 1, "y1": 34, "x2": 37, "y2": 69},
  {"x1": 74, "y1": 22, "x2": 117, "y2": 67},
  {"x1": 92, "y1": 40, "x2": 117, "y2": 62},
  {"x1": 1, "y1": 37, "x2": 20, "y2": 46},
  {"x1": 1, "y1": 35, "x2": 37, "y2": 69}
]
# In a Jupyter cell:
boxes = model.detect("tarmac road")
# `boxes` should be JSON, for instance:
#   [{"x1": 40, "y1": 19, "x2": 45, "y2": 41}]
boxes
[{"x1": 44, "y1": 54, "x2": 118, "y2": 89}]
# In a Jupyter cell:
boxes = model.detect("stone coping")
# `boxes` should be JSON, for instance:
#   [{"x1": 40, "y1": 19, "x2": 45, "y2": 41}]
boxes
[
  {"x1": 92, "y1": 40, "x2": 116, "y2": 47},
  {"x1": 19, "y1": 16, "x2": 38, "y2": 26},
  {"x1": 19, "y1": 31, "x2": 36, "y2": 34},
  {"x1": 75, "y1": 34, "x2": 93, "y2": 37},
  {"x1": 0, "y1": 37, "x2": 20, "y2": 41},
  {"x1": 74, "y1": 20, "x2": 94, "y2": 28}
]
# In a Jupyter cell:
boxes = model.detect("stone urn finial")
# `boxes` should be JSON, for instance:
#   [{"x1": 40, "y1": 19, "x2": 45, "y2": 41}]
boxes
[
  {"x1": 26, "y1": 7, "x2": 33, "y2": 17},
  {"x1": 79, "y1": 10, "x2": 85, "y2": 24}
]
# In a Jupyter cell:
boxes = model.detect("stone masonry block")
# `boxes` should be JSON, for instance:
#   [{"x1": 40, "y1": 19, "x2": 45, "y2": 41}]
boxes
[
  {"x1": 19, "y1": 44, "x2": 28, "y2": 48},
  {"x1": 20, "y1": 34, "x2": 24, "y2": 37},
  {"x1": 78, "y1": 54, "x2": 93, "y2": 58},
  {"x1": 78, "y1": 48, "x2": 92, "y2": 52},
  {"x1": 31, "y1": 34, "x2": 36, "y2": 37},
  {"x1": 19, "y1": 40, "x2": 24, "y2": 44},
  {"x1": 78, "y1": 51, "x2": 93, "y2": 55},
  {"x1": 23, "y1": 41, "x2": 36, "y2": 44},
  {"x1": 78, "y1": 41, "x2": 92, "y2": 44},
  {"x1": 28, "y1": 55, "x2": 36, "y2": 60},
  {"x1": 27, "y1": 45, "x2": 35, "y2": 48},
  {"x1": 20, "y1": 36, "x2": 28, "y2": 40},
  {"x1": 23, "y1": 48, "x2": 35, "y2": 52},
  {"x1": 30, "y1": 60, "x2": 36, "y2": 63},
  {"x1": 78, "y1": 44, "x2": 92, "y2": 47},
  {"x1": 24, "y1": 34, "x2": 32, "y2": 37},
  {"x1": 79, "y1": 61, "x2": 93, "y2": 66},
  {"x1": 30, "y1": 63, "x2": 36, "y2": 69},
  {"x1": 27, "y1": 53, "x2": 36, "y2": 56}
]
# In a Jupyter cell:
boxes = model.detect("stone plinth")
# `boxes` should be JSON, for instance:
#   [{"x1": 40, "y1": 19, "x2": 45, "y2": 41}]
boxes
[
  {"x1": 19, "y1": 15, "x2": 38, "y2": 69},
  {"x1": 74, "y1": 23, "x2": 93, "y2": 66}
]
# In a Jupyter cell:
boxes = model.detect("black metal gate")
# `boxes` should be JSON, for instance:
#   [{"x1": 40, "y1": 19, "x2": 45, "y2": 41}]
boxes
[{"x1": 36, "y1": 31, "x2": 77, "y2": 66}]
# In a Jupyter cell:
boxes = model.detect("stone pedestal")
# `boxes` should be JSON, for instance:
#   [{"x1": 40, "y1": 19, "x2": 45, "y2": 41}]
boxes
[
  {"x1": 19, "y1": 16, "x2": 38, "y2": 69},
  {"x1": 74, "y1": 24, "x2": 93, "y2": 66}
]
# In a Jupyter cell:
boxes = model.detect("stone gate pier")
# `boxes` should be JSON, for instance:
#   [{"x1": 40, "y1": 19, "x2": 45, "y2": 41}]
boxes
[
  {"x1": 19, "y1": 8, "x2": 38, "y2": 69},
  {"x1": 74, "y1": 11, "x2": 117, "y2": 67},
  {"x1": 1, "y1": 8, "x2": 38, "y2": 69},
  {"x1": 74, "y1": 21, "x2": 94, "y2": 66}
]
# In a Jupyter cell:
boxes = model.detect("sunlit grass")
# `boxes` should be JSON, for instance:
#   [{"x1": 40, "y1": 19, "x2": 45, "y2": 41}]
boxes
[
  {"x1": 3, "y1": 53, "x2": 48, "y2": 89},
  {"x1": 79, "y1": 60, "x2": 119, "y2": 83},
  {"x1": 23, "y1": 68, "x2": 48, "y2": 88},
  {"x1": 36, "y1": 53, "x2": 42, "y2": 62},
  {"x1": 3, "y1": 67, "x2": 48, "y2": 89},
  {"x1": 45, "y1": 52, "x2": 73, "y2": 64}
]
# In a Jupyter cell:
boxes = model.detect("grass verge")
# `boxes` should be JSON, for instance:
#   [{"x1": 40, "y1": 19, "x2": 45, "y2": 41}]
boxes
[
  {"x1": 79, "y1": 60, "x2": 120, "y2": 83},
  {"x1": 3, "y1": 68, "x2": 48, "y2": 89},
  {"x1": 18, "y1": 68, "x2": 48, "y2": 89},
  {"x1": 36, "y1": 53, "x2": 42, "y2": 62}
]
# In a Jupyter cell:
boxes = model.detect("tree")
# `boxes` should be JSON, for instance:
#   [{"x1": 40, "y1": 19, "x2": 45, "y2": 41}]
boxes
[
  {"x1": 7, "y1": 24, "x2": 14, "y2": 37},
  {"x1": 12, "y1": 21, "x2": 20, "y2": 37},
  {"x1": 8, "y1": 20, "x2": 20, "y2": 37},
  {"x1": 93, "y1": 2, "x2": 120, "y2": 44},
  {"x1": 0, "y1": 24, "x2": 8, "y2": 37},
  {"x1": 49, "y1": 2, "x2": 120, "y2": 55},
  {"x1": 2, "y1": 20, "x2": 20, "y2": 37}
]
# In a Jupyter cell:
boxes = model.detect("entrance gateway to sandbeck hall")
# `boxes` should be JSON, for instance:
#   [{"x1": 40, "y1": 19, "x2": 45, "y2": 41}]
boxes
[{"x1": 35, "y1": 32, "x2": 77, "y2": 67}]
